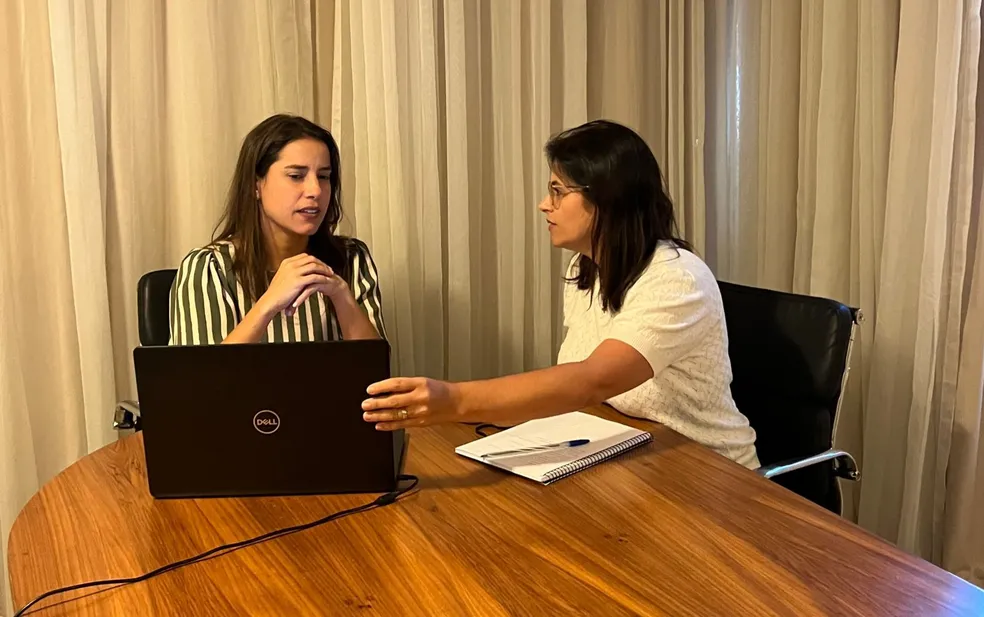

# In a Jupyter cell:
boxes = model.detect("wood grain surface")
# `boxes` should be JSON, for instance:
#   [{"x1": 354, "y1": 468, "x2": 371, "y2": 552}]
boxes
[{"x1": 8, "y1": 406, "x2": 984, "y2": 616}]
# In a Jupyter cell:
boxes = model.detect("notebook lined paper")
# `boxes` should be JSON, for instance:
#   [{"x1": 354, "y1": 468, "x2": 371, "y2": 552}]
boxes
[{"x1": 455, "y1": 412, "x2": 652, "y2": 484}]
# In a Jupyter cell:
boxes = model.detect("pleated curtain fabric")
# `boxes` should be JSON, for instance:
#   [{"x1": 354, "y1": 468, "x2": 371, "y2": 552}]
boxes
[{"x1": 2, "y1": 1, "x2": 984, "y2": 613}]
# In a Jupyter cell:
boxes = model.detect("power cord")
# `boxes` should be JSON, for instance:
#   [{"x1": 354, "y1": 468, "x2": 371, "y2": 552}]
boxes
[
  {"x1": 13, "y1": 474, "x2": 419, "y2": 617},
  {"x1": 465, "y1": 423, "x2": 511, "y2": 437}
]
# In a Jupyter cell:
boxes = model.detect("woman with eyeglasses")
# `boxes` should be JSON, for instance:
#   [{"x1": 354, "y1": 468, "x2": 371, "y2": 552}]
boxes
[{"x1": 362, "y1": 119, "x2": 758, "y2": 468}]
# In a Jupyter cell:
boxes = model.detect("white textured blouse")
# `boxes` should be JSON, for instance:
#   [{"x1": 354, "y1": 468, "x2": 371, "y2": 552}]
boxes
[{"x1": 557, "y1": 244, "x2": 760, "y2": 468}]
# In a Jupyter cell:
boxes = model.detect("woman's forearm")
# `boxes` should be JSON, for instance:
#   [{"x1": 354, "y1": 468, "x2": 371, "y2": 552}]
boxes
[
  {"x1": 454, "y1": 363, "x2": 610, "y2": 425},
  {"x1": 362, "y1": 341, "x2": 653, "y2": 431},
  {"x1": 451, "y1": 340, "x2": 654, "y2": 425},
  {"x1": 331, "y1": 291, "x2": 381, "y2": 340},
  {"x1": 222, "y1": 301, "x2": 275, "y2": 344}
]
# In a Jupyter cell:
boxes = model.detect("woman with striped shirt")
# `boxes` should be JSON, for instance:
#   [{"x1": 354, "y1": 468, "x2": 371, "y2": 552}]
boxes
[{"x1": 169, "y1": 115, "x2": 385, "y2": 345}]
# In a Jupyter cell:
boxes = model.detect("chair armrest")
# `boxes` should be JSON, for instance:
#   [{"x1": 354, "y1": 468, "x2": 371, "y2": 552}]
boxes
[
  {"x1": 756, "y1": 449, "x2": 860, "y2": 481},
  {"x1": 113, "y1": 400, "x2": 142, "y2": 431}
]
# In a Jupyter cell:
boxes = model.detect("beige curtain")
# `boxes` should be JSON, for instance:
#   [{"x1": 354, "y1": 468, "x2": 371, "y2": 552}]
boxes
[
  {"x1": 0, "y1": 1, "x2": 319, "y2": 613},
  {"x1": 0, "y1": 0, "x2": 704, "y2": 612},
  {"x1": 326, "y1": 0, "x2": 705, "y2": 380},
  {"x1": 705, "y1": 0, "x2": 898, "y2": 520},
  {"x1": 4, "y1": 0, "x2": 984, "y2": 612},
  {"x1": 1, "y1": 2, "x2": 115, "y2": 616},
  {"x1": 709, "y1": 0, "x2": 984, "y2": 587}
]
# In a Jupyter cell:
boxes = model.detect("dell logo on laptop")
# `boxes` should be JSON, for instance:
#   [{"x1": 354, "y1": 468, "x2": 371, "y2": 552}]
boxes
[{"x1": 253, "y1": 410, "x2": 281, "y2": 434}]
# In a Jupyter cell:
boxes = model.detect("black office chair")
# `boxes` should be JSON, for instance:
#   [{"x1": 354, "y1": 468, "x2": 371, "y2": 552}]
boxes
[
  {"x1": 137, "y1": 269, "x2": 178, "y2": 346},
  {"x1": 113, "y1": 269, "x2": 177, "y2": 432},
  {"x1": 718, "y1": 281, "x2": 861, "y2": 514}
]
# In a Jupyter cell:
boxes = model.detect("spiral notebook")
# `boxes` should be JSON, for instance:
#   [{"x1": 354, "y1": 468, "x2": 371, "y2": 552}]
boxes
[{"x1": 456, "y1": 412, "x2": 652, "y2": 484}]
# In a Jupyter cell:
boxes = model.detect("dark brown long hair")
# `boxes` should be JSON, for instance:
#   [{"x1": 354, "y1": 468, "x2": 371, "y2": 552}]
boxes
[
  {"x1": 545, "y1": 120, "x2": 691, "y2": 313},
  {"x1": 211, "y1": 114, "x2": 348, "y2": 303}
]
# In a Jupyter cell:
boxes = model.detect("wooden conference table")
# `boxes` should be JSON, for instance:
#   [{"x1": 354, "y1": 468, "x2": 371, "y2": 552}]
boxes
[{"x1": 8, "y1": 406, "x2": 984, "y2": 616}]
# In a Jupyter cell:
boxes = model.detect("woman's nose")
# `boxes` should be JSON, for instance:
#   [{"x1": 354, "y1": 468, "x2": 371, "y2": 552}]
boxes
[{"x1": 306, "y1": 175, "x2": 322, "y2": 198}]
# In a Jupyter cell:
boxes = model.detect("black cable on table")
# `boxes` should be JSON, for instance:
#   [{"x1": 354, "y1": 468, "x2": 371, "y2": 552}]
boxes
[{"x1": 13, "y1": 475, "x2": 419, "y2": 617}]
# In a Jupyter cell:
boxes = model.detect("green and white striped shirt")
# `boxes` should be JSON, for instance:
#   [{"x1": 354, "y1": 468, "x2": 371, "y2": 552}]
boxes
[{"x1": 169, "y1": 239, "x2": 386, "y2": 345}]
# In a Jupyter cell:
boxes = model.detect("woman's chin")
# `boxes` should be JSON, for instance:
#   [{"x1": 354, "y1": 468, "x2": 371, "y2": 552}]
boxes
[
  {"x1": 546, "y1": 229, "x2": 563, "y2": 247},
  {"x1": 291, "y1": 221, "x2": 323, "y2": 236},
  {"x1": 549, "y1": 234, "x2": 573, "y2": 251}
]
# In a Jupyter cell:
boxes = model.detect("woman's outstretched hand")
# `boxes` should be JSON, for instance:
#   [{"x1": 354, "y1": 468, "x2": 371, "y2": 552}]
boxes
[{"x1": 362, "y1": 377, "x2": 464, "y2": 430}]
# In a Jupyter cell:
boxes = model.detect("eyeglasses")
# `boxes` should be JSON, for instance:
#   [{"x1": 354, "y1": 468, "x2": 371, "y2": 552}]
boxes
[{"x1": 546, "y1": 181, "x2": 589, "y2": 209}]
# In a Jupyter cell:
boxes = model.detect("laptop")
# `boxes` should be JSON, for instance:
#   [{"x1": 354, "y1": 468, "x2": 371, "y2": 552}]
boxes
[{"x1": 132, "y1": 340, "x2": 405, "y2": 499}]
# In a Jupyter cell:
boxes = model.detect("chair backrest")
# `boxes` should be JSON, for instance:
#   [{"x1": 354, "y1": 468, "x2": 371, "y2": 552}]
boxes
[
  {"x1": 718, "y1": 281, "x2": 858, "y2": 512},
  {"x1": 138, "y1": 269, "x2": 178, "y2": 346}
]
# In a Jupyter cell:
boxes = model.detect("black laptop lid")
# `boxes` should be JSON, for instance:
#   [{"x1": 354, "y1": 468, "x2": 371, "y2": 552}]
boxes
[{"x1": 133, "y1": 340, "x2": 403, "y2": 498}]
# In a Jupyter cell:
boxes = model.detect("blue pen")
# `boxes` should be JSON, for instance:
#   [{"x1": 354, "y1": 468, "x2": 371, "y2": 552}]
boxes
[{"x1": 481, "y1": 438, "x2": 591, "y2": 460}]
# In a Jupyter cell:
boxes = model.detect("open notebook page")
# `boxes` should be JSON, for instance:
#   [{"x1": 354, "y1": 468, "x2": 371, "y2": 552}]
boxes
[{"x1": 455, "y1": 411, "x2": 650, "y2": 483}]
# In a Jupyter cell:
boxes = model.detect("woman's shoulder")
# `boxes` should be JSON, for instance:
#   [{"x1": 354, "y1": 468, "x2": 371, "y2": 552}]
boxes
[
  {"x1": 335, "y1": 236, "x2": 382, "y2": 285},
  {"x1": 632, "y1": 243, "x2": 717, "y2": 299},
  {"x1": 338, "y1": 236, "x2": 379, "y2": 268},
  {"x1": 340, "y1": 235, "x2": 373, "y2": 257},
  {"x1": 176, "y1": 241, "x2": 235, "y2": 273}
]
